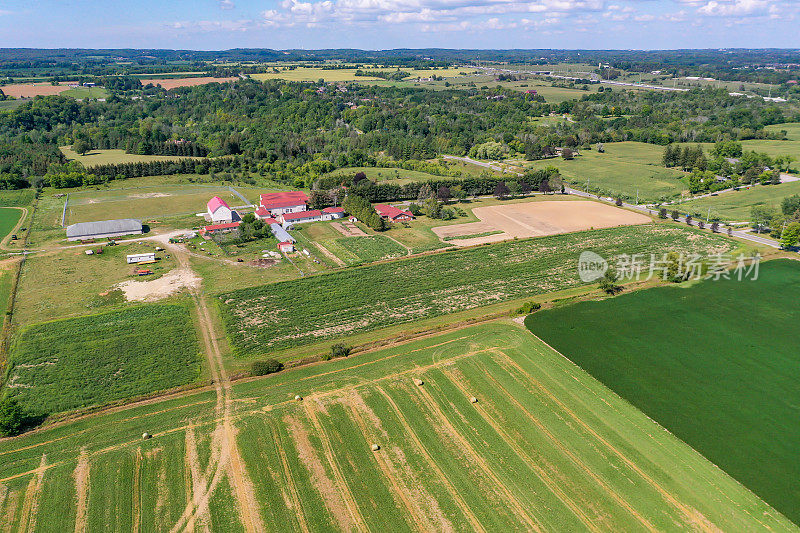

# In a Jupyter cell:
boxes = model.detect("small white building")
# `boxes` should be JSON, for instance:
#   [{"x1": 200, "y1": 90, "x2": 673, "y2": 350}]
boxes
[
  {"x1": 207, "y1": 196, "x2": 233, "y2": 224},
  {"x1": 126, "y1": 253, "x2": 156, "y2": 264},
  {"x1": 280, "y1": 210, "x2": 323, "y2": 227},
  {"x1": 321, "y1": 207, "x2": 345, "y2": 221}
]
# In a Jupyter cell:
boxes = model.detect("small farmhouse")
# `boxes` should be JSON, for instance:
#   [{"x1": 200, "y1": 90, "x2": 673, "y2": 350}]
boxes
[
  {"x1": 207, "y1": 196, "x2": 233, "y2": 224},
  {"x1": 280, "y1": 209, "x2": 322, "y2": 227},
  {"x1": 259, "y1": 191, "x2": 309, "y2": 216},
  {"x1": 374, "y1": 204, "x2": 414, "y2": 222},
  {"x1": 66, "y1": 219, "x2": 143, "y2": 241},
  {"x1": 321, "y1": 207, "x2": 345, "y2": 220},
  {"x1": 200, "y1": 221, "x2": 240, "y2": 236}
]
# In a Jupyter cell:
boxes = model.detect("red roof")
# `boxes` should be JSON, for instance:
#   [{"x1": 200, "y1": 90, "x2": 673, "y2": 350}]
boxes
[
  {"x1": 375, "y1": 204, "x2": 414, "y2": 220},
  {"x1": 282, "y1": 209, "x2": 322, "y2": 222},
  {"x1": 260, "y1": 191, "x2": 308, "y2": 209},
  {"x1": 207, "y1": 196, "x2": 230, "y2": 213},
  {"x1": 203, "y1": 221, "x2": 240, "y2": 232},
  {"x1": 322, "y1": 207, "x2": 344, "y2": 213}
]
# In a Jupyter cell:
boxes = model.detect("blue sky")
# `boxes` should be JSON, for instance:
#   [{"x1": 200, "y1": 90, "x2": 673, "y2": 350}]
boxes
[{"x1": 0, "y1": 1, "x2": 797, "y2": 50}]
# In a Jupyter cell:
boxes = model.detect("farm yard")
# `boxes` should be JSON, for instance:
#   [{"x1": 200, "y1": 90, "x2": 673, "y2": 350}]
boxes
[
  {"x1": 526, "y1": 259, "x2": 800, "y2": 525},
  {"x1": 218, "y1": 224, "x2": 735, "y2": 357},
  {"x1": 0, "y1": 322, "x2": 794, "y2": 532},
  {"x1": 5, "y1": 304, "x2": 201, "y2": 416},
  {"x1": 433, "y1": 200, "x2": 651, "y2": 246}
]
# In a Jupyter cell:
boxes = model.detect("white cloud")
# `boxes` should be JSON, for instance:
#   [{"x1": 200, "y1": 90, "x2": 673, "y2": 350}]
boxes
[
  {"x1": 694, "y1": 0, "x2": 770, "y2": 16},
  {"x1": 219, "y1": 0, "x2": 235, "y2": 9}
]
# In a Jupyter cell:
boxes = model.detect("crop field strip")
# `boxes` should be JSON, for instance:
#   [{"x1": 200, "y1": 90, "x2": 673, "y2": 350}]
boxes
[
  {"x1": 218, "y1": 224, "x2": 735, "y2": 356},
  {"x1": 1, "y1": 323, "x2": 794, "y2": 532}
]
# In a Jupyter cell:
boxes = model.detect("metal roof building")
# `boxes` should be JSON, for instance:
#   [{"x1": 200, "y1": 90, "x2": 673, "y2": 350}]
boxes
[
  {"x1": 270, "y1": 223, "x2": 295, "y2": 243},
  {"x1": 66, "y1": 219, "x2": 143, "y2": 241}
]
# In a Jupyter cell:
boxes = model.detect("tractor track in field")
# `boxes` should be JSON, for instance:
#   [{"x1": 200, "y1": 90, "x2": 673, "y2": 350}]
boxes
[
  {"x1": 72, "y1": 448, "x2": 89, "y2": 533},
  {"x1": 16, "y1": 454, "x2": 46, "y2": 532},
  {"x1": 303, "y1": 400, "x2": 369, "y2": 532},
  {"x1": 373, "y1": 386, "x2": 486, "y2": 533},
  {"x1": 184, "y1": 428, "x2": 212, "y2": 532},
  {"x1": 495, "y1": 351, "x2": 721, "y2": 532},
  {"x1": 409, "y1": 382, "x2": 543, "y2": 532},
  {"x1": 346, "y1": 401, "x2": 432, "y2": 532},
  {"x1": 441, "y1": 365, "x2": 609, "y2": 533},
  {"x1": 132, "y1": 448, "x2": 143, "y2": 533},
  {"x1": 267, "y1": 420, "x2": 310, "y2": 533}
]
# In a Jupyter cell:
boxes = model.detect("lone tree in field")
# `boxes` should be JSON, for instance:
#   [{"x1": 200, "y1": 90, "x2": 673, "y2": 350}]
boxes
[
  {"x1": 671, "y1": 210, "x2": 680, "y2": 221},
  {"x1": 686, "y1": 215, "x2": 693, "y2": 226},
  {"x1": 615, "y1": 197, "x2": 623, "y2": 206},
  {"x1": 711, "y1": 222, "x2": 720, "y2": 233},
  {"x1": 727, "y1": 226, "x2": 733, "y2": 237},
  {"x1": 561, "y1": 148, "x2": 574, "y2": 160},
  {"x1": 658, "y1": 208, "x2": 668, "y2": 219},
  {"x1": 72, "y1": 139, "x2": 91, "y2": 156},
  {"x1": 494, "y1": 182, "x2": 510, "y2": 199},
  {"x1": 599, "y1": 268, "x2": 623, "y2": 295},
  {"x1": 698, "y1": 220, "x2": 705, "y2": 229}
]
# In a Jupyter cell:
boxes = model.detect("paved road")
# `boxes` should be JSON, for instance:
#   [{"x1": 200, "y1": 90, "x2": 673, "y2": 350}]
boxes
[{"x1": 442, "y1": 154, "x2": 781, "y2": 249}]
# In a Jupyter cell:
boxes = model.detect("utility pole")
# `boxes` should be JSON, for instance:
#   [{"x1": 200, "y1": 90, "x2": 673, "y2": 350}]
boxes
[
  {"x1": 636, "y1": 189, "x2": 639, "y2": 205},
  {"x1": 706, "y1": 207, "x2": 711, "y2": 224}
]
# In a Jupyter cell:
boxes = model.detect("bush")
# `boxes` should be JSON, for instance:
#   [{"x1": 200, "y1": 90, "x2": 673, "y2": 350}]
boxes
[
  {"x1": 0, "y1": 397, "x2": 24, "y2": 437},
  {"x1": 251, "y1": 359, "x2": 284, "y2": 376},
  {"x1": 325, "y1": 343, "x2": 351, "y2": 361},
  {"x1": 514, "y1": 301, "x2": 541, "y2": 315}
]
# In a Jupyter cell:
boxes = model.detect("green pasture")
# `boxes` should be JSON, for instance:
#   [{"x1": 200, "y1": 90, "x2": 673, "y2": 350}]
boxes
[
  {"x1": 218, "y1": 224, "x2": 733, "y2": 357},
  {"x1": 524, "y1": 142, "x2": 688, "y2": 202},
  {"x1": 679, "y1": 181, "x2": 800, "y2": 222},
  {"x1": 0, "y1": 189, "x2": 34, "y2": 207},
  {"x1": 5, "y1": 304, "x2": 201, "y2": 416},
  {"x1": 0, "y1": 207, "x2": 22, "y2": 240},
  {"x1": 767, "y1": 122, "x2": 800, "y2": 141},
  {"x1": 526, "y1": 259, "x2": 800, "y2": 525},
  {"x1": 0, "y1": 323, "x2": 793, "y2": 531},
  {"x1": 60, "y1": 147, "x2": 204, "y2": 167}
]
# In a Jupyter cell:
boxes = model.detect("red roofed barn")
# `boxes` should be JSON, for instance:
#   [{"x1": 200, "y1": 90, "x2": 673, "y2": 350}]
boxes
[
  {"x1": 374, "y1": 204, "x2": 415, "y2": 222},
  {"x1": 207, "y1": 196, "x2": 233, "y2": 224}
]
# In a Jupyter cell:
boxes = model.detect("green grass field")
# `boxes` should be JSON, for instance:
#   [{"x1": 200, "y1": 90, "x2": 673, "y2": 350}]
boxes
[
  {"x1": 768, "y1": 122, "x2": 800, "y2": 141},
  {"x1": 60, "y1": 87, "x2": 108, "y2": 99},
  {"x1": 526, "y1": 259, "x2": 800, "y2": 525},
  {"x1": 679, "y1": 181, "x2": 800, "y2": 222},
  {"x1": 0, "y1": 207, "x2": 22, "y2": 240},
  {"x1": 250, "y1": 66, "x2": 467, "y2": 83},
  {"x1": 218, "y1": 224, "x2": 733, "y2": 357},
  {"x1": 0, "y1": 189, "x2": 35, "y2": 207},
  {"x1": 60, "y1": 147, "x2": 204, "y2": 167},
  {"x1": 0, "y1": 322, "x2": 793, "y2": 531},
  {"x1": 335, "y1": 235, "x2": 407, "y2": 263},
  {"x1": 65, "y1": 184, "x2": 242, "y2": 224},
  {"x1": 524, "y1": 142, "x2": 688, "y2": 202},
  {"x1": 5, "y1": 304, "x2": 201, "y2": 416}
]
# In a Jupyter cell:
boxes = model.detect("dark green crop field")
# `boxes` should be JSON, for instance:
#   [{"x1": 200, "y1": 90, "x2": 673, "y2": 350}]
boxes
[
  {"x1": 218, "y1": 224, "x2": 734, "y2": 356},
  {"x1": 526, "y1": 259, "x2": 800, "y2": 525},
  {"x1": 5, "y1": 304, "x2": 202, "y2": 416}
]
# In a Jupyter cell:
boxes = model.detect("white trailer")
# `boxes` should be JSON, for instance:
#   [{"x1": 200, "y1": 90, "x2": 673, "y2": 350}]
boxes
[{"x1": 126, "y1": 253, "x2": 156, "y2": 264}]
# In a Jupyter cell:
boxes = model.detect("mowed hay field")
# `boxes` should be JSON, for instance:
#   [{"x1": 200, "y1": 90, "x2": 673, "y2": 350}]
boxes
[
  {"x1": 680, "y1": 181, "x2": 800, "y2": 222},
  {"x1": 139, "y1": 76, "x2": 239, "y2": 89},
  {"x1": 526, "y1": 259, "x2": 800, "y2": 525},
  {"x1": 65, "y1": 185, "x2": 242, "y2": 224},
  {"x1": 0, "y1": 323, "x2": 794, "y2": 532},
  {"x1": 5, "y1": 304, "x2": 201, "y2": 416},
  {"x1": 525, "y1": 141, "x2": 688, "y2": 201},
  {"x1": 60, "y1": 146, "x2": 204, "y2": 167},
  {"x1": 0, "y1": 207, "x2": 22, "y2": 240},
  {"x1": 434, "y1": 200, "x2": 651, "y2": 246},
  {"x1": 218, "y1": 225, "x2": 735, "y2": 356}
]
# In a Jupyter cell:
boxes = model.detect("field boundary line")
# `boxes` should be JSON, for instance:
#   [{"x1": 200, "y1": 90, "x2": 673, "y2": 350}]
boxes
[
  {"x1": 346, "y1": 401, "x2": 429, "y2": 532},
  {"x1": 132, "y1": 447, "x2": 143, "y2": 533},
  {"x1": 374, "y1": 386, "x2": 485, "y2": 533},
  {"x1": 303, "y1": 400, "x2": 369, "y2": 532},
  {"x1": 267, "y1": 420, "x2": 310, "y2": 533},
  {"x1": 495, "y1": 350, "x2": 720, "y2": 532},
  {"x1": 441, "y1": 366, "x2": 610, "y2": 533},
  {"x1": 410, "y1": 382, "x2": 543, "y2": 532},
  {"x1": 16, "y1": 454, "x2": 46, "y2": 533},
  {"x1": 457, "y1": 360, "x2": 657, "y2": 532}
]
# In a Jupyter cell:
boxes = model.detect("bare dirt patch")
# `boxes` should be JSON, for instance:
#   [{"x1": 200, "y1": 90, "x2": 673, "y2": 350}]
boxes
[
  {"x1": 1, "y1": 83, "x2": 76, "y2": 98},
  {"x1": 331, "y1": 221, "x2": 367, "y2": 237},
  {"x1": 116, "y1": 268, "x2": 201, "y2": 302},
  {"x1": 435, "y1": 200, "x2": 651, "y2": 246}
]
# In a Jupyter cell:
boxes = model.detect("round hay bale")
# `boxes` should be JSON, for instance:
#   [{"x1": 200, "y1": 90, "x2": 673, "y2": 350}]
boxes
[
  {"x1": 294, "y1": 395, "x2": 303, "y2": 401},
  {"x1": 470, "y1": 397, "x2": 478, "y2": 404},
  {"x1": 413, "y1": 379, "x2": 424, "y2": 386},
  {"x1": 142, "y1": 432, "x2": 151, "y2": 440},
  {"x1": 371, "y1": 444, "x2": 381, "y2": 451}
]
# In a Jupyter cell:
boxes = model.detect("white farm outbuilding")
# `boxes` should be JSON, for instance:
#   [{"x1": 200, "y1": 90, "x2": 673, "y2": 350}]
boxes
[{"x1": 207, "y1": 196, "x2": 233, "y2": 224}]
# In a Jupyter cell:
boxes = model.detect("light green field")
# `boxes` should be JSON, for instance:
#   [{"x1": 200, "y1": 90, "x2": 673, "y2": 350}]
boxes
[
  {"x1": 0, "y1": 189, "x2": 35, "y2": 207},
  {"x1": 60, "y1": 87, "x2": 108, "y2": 99},
  {"x1": 0, "y1": 207, "x2": 22, "y2": 240},
  {"x1": 525, "y1": 142, "x2": 689, "y2": 201},
  {"x1": 767, "y1": 122, "x2": 800, "y2": 141},
  {"x1": 678, "y1": 139, "x2": 800, "y2": 168},
  {"x1": 0, "y1": 322, "x2": 793, "y2": 531},
  {"x1": 65, "y1": 185, "x2": 243, "y2": 224},
  {"x1": 251, "y1": 66, "x2": 466, "y2": 83},
  {"x1": 323, "y1": 167, "x2": 444, "y2": 186},
  {"x1": 60, "y1": 147, "x2": 204, "y2": 167},
  {"x1": 679, "y1": 181, "x2": 800, "y2": 222}
]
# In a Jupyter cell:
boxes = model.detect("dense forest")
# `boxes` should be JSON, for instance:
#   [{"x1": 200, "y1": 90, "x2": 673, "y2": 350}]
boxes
[{"x1": 0, "y1": 74, "x2": 797, "y2": 190}]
